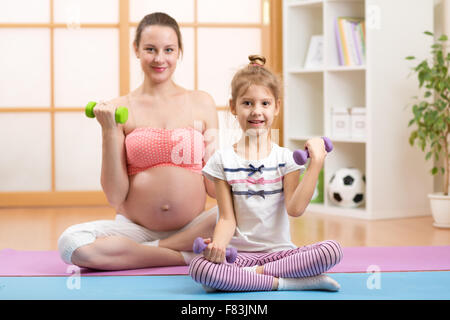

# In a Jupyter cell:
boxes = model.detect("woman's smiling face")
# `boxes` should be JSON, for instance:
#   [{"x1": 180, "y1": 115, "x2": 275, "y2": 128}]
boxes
[{"x1": 134, "y1": 25, "x2": 180, "y2": 84}]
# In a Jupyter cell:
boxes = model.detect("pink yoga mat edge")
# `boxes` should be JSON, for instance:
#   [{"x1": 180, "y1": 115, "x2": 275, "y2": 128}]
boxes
[{"x1": 1, "y1": 246, "x2": 449, "y2": 277}]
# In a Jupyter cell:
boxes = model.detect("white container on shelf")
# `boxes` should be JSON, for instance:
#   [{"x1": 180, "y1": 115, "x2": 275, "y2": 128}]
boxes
[
  {"x1": 331, "y1": 107, "x2": 350, "y2": 138},
  {"x1": 350, "y1": 107, "x2": 366, "y2": 139}
]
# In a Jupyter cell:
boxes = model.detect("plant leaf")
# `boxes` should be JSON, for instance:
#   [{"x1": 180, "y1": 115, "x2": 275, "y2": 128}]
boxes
[
  {"x1": 409, "y1": 131, "x2": 418, "y2": 146},
  {"x1": 434, "y1": 152, "x2": 440, "y2": 162}
]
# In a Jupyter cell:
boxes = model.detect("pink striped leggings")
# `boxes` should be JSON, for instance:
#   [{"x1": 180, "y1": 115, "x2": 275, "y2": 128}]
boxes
[{"x1": 189, "y1": 240, "x2": 343, "y2": 292}]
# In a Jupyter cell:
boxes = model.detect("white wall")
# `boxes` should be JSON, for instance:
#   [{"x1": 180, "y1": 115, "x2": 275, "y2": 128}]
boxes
[{"x1": 433, "y1": 0, "x2": 450, "y2": 193}]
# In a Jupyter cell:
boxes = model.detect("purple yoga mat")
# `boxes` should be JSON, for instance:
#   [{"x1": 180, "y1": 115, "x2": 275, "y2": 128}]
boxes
[
  {"x1": 0, "y1": 246, "x2": 449, "y2": 277},
  {"x1": 330, "y1": 246, "x2": 450, "y2": 273},
  {"x1": 0, "y1": 249, "x2": 188, "y2": 277}
]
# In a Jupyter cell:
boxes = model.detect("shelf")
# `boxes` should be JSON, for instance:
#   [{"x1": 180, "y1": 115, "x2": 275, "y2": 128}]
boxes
[
  {"x1": 286, "y1": 0, "x2": 324, "y2": 8},
  {"x1": 283, "y1": 0, "x2": 434, "y2": 220},
  {"x1": 331, "y1": 137, "x2": 366, "y2": 143},
  {"x1": 326, "y1": 65, "x2": 366, "y2": 72},
  {"x1": 288, "y1": 135, "x2": 366, "y2": 143},
  {"x1": 326, "y1": 0, "x2": 364, "y2": 3},
  {"x1": 289, "y1": 66, "x2": 366, "y2": 73},
  {"x1": 288, "y1": 68, "x2": 324, "y2": 74}
]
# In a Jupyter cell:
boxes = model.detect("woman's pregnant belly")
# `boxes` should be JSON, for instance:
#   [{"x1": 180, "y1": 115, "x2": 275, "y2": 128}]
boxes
[{"x1": 120, "y1": 166, "x2": 207, "y2": 231}]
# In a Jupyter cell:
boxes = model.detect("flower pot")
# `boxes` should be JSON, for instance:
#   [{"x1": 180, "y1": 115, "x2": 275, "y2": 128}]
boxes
[{"x1": 428, "y1": 193, "x2": 450, "y2": 228}]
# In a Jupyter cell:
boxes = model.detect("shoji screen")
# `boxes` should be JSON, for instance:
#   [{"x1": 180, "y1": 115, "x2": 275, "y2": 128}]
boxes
[{"x1": 0, "y1": 0, "x2": 277, "y2": 207}]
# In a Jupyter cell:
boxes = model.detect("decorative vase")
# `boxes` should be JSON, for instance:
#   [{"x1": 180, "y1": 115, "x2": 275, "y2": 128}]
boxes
[{"x1": 428, "y1": 193, "x2": 450, "y2": 228}]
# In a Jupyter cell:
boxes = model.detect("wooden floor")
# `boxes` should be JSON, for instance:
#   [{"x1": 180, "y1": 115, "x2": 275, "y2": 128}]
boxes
[{"x1": 0, "y1": 202, "x2": 448, "y2": 251}]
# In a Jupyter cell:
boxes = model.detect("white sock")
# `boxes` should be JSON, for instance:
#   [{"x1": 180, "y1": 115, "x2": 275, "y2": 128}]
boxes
[
  {"x1": 180, "y1": 251, "x2": 199, "y2": 264},
  {"x1": 142, "y1": 240, "x2": 160, "y2": 247},
  {"x1": 278, "y1": 275, "x2": 340, "y2": 292},
  {"x1": 242, "y1": 265, "x2": 258, "y2": 273}
]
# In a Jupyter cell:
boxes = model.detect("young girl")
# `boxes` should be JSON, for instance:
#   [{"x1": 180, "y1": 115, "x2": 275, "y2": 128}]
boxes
[{"x1": 189, "y1": 55, "x2": 342, "y2": 292}]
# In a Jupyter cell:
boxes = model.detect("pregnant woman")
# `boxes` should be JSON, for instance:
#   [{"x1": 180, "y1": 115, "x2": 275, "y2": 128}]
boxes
[{"x1": 58, "y1": 12, "x2": 219, "y2": 270}]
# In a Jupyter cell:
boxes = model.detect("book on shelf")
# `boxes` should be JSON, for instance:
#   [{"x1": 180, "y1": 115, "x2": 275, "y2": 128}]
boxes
[{"x1": 335, "y1": 17, "x2": 366, "y2": 66}]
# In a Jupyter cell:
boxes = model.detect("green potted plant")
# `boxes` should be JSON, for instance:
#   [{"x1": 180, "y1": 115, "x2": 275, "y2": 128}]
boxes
[{"x1": 406, "y1": 31, "x2": 450, "y2": 228}]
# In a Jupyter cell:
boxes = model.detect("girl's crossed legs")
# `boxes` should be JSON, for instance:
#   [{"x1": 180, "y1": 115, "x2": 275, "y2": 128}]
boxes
[{"x1": 189, "y1": 240, "x2": 343, "y2": 292}]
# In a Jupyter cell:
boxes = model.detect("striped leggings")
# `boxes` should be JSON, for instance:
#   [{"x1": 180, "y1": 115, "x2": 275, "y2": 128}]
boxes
[{"x1": 189, "y1": 240, "x2": 343, "y2": 292}]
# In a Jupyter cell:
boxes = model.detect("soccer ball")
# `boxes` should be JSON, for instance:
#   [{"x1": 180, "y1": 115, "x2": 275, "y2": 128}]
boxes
[{"x1": 328, "y1": 168, "x2": 365, "y2": 208}]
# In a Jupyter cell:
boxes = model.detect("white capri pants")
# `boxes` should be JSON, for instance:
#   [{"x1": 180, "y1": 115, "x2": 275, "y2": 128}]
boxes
[{"x1": 58, "y1": 206, "x2": 218, "y2": 265}]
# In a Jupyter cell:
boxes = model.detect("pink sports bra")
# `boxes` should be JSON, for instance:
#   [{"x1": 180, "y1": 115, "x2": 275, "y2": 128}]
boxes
[{"x1": 125, "y1": 127, "x2": 205, "y2": 176}]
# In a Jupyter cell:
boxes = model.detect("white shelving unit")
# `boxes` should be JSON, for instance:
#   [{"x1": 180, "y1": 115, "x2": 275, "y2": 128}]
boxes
[{"x1": 283, "y1": 0, "x2": 434, "y2": 219}]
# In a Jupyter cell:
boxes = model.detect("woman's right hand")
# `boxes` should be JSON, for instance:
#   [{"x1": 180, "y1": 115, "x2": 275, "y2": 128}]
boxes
[
  {"x1": 93, "y1": 100, "x2": 120, "y2": 130},
  {"x1": 203, "y1": 238, "x2": 227, "y2": 264}
]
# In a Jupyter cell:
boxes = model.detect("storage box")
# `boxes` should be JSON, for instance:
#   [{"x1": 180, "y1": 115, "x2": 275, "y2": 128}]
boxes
[
  {"x1": 331, "y1": 107, "x2": 351, "y2": 138},
  {"x1": 350, "y1": 107, "x2": 366, "y2": 139}
]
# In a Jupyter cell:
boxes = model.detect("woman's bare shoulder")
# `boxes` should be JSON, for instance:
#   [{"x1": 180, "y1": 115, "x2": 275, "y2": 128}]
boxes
[
  {"x1": 189, "y1": 90, "x2": 216, "y2": 109},
  {"x1": 106, "y1": 95, "x2": 129, "y2": 107},
  {"x1": 186, "y1": 90, "x2": 218, "y2": 130}
]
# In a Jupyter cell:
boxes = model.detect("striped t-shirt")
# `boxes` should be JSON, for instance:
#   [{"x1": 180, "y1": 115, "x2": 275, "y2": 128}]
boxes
[{"x1": 203, "y1": 143, "x2": 305, "y2": 253}]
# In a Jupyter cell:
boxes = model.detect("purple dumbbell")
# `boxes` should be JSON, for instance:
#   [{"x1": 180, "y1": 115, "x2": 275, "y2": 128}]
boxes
[
  {"x1": 293, "y1": 137, "x2": 333, "y2": 165},
  {"x1": 193, "y1": 237, "x2": 237, "y2": 263}
]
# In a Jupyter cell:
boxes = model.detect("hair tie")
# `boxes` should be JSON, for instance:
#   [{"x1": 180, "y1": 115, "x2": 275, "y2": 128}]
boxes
[{"x1": 248, "y1": 54, "x2": 266, "y2": 67}]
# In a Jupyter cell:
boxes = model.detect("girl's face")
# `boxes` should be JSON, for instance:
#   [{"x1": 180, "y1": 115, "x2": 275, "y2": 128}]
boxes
[
  {"x1": 134, "y1": 25, "x2": 180, "y2": 84},
  {"x1": 231, "y1": 84, "x2": 280, "y2": 136}
]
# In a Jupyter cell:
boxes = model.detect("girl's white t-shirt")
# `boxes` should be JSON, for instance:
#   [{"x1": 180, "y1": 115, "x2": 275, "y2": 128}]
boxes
[{"x1": 203, "y1": 143, "x2": 305, "y2": 253}]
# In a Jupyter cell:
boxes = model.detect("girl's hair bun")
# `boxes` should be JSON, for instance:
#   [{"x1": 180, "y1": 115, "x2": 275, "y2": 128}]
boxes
[
  {"x1": 248, "y1": 54, "x2": 266, "y2": 67},
  {"x1": 230, "y1": 54, "x2": 281, "y2": 106}
]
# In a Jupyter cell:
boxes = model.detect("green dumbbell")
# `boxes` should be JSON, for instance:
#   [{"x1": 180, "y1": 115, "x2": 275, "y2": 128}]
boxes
[{"x1": 85, "y1": 101, "x2": 128, "y2": 124}]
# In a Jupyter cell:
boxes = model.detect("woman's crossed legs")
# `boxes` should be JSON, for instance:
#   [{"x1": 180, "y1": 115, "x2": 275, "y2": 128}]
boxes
[{"x1": 57, "y1": 207, "x2": 218, "y2": 270}]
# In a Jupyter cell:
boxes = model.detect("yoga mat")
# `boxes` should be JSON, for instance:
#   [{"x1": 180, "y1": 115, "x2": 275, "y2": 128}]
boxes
[
  {"x1": 0, "y1": 246, "x2": 449, "y2": 277},
  {"x1": 330, "y1": 246, "x2": 450, "y2": 273},
  {"x1": 1, "y1": 272, "x2": 449, "y2": 300},
  {"x1": 0, "y1": 249, "x2": 187, "y2": 277}
]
